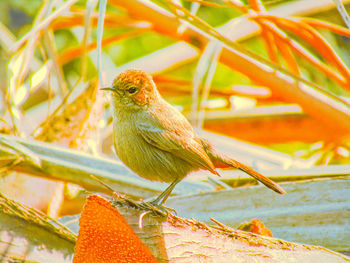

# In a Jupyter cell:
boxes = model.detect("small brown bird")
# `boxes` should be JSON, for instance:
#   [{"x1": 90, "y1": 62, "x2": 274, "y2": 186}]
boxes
[{"x1": 102, "y1": 69, "x2": 285, "y2": 206}]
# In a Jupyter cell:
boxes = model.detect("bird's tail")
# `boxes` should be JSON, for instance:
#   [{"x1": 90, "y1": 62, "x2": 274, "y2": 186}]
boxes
[
  {"x1": 223, "y1": 158, "x2": 286, "y2": 195},
  {"x1": 201, "y1": 138, "x2": 286, "y2": 194}
]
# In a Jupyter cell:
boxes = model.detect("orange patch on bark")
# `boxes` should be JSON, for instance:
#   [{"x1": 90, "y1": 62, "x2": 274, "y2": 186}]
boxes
[
  {"x1": 73, "y1": 195, "x2": 158, "y2": 263},
  {"x1": 238, "y1": 218, "x2": 273, "y2": 237}
]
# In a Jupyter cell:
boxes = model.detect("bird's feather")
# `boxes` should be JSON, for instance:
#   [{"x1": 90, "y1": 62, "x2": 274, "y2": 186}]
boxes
[{"x1": 136, "y1": 104, "x2": 219, "y2": 176}]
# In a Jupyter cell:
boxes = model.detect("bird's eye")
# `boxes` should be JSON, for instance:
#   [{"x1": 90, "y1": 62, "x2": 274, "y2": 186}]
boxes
[{"x1": 127, "y1": 87, "x2": 137, "y2": 94}]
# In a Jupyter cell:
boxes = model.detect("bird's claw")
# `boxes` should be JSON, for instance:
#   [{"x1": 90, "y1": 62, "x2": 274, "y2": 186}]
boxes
[{"x1": 139, "y1": 200, "x2": 177, "y2": 216}]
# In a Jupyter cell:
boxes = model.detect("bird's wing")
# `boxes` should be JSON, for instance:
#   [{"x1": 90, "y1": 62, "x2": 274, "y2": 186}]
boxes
[{"x1": 136, "y1": 119, "x2": 218, "y2": 175}]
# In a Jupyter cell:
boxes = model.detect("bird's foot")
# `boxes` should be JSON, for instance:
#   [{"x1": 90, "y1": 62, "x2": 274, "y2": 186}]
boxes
[
  {"x1": 138, "y1": 200, "x2": 177, "y2": 216},
  {"x1": 150, "y1": 200, "x2": 177, "y2": 216}
]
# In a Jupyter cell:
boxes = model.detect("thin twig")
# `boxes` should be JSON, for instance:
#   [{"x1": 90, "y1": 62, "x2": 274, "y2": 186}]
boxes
[
  {"x1": 82, "y1": 0, "x2": 99, "y2": 81},
  {"x1": 97, "y1": 0, "x2": 107, "y2": 90},
  {"x1": 90, "y1": 174, "x2": 116, "y2": 194},
  {"x1": 332, "y1": 0, "x2": 350, "y2": 29}
]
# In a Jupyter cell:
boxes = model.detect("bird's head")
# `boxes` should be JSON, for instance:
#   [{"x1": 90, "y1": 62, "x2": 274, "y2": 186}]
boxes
[{"x1": 102, "y1": 69, "x2": 159, "y2": 109}]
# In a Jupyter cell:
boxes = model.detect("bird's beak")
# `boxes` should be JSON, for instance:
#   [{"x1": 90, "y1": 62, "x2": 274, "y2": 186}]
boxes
[{"x1": 100, "y1": 87, "x2": 114, "y2": 92}]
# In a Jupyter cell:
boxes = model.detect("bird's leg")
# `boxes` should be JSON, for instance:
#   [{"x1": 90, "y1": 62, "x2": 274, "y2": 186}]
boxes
[
  {"x1": 150, "y1": 177, "x2": 181, "y2": 206},
  {"x1": 138, "y1": 178, "x2": 181, "y2": 216}
]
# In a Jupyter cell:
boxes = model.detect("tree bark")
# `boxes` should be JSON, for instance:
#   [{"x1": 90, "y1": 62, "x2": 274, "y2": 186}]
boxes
[{"x1": 113, "y1": 197, "x2": 350, "y2": 263}]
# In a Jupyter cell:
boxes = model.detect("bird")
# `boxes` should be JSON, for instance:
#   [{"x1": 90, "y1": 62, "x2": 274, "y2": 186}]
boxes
[{"x1": 102, "y1": 69, "x2": 286, "y2": 206}]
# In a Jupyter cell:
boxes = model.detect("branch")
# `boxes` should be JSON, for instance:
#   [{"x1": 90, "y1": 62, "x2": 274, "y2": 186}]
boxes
[{"x1": 0, "y1": 134, "x2": 212, "y2": 198}]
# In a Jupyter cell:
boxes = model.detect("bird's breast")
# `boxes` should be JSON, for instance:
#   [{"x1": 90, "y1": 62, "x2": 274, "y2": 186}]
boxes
[{"x1": 113, "y1": 121, "x2": 193, "y2": 183}]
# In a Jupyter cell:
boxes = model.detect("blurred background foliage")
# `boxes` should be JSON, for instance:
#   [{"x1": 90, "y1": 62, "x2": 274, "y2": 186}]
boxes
[
  {"x1": 1, "y1": 0, "x2": 349, "y2": 140},
  {"x1": 1, "y1": 1, "x2": 349, "y2": 90}
]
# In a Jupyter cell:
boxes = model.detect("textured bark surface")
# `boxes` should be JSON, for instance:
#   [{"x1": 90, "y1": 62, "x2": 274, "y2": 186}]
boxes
[
  {"x1": 0, "y1": 193, "x2": 76, "y2": 262},
  {"x1": 166, "y1": 177, "x2": 350, "y2": 252},
  {"x1": 113, "y1": 197, "x2": 350, "y2": 263}
]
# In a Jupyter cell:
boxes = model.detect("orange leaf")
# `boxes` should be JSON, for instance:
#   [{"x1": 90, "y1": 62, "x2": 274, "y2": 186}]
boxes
[
  {"x1": 58, "y1": 30, "x2": 146, "y2": 65},
  {"x1": 252, "y1": 14, "x2": 350, "y2": 86},
  {"x1": 52, "y1": 13, "x2": 145, "y2": 31},
  {"x1": 249, "y1": 15, "x2": 347, "y2": 86},
  {"x1": 274, "y1": 35, "x2": 300, "y2": 76},
  {"x1": 300, "y1": 17, "x2": 350, "y2": 38},
  {"x1": 73, "y1": 194, "x2": 158, "y2": 263},
  {"x1": 248, "y1": 0, "x2": 264, "y2": 11}
]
